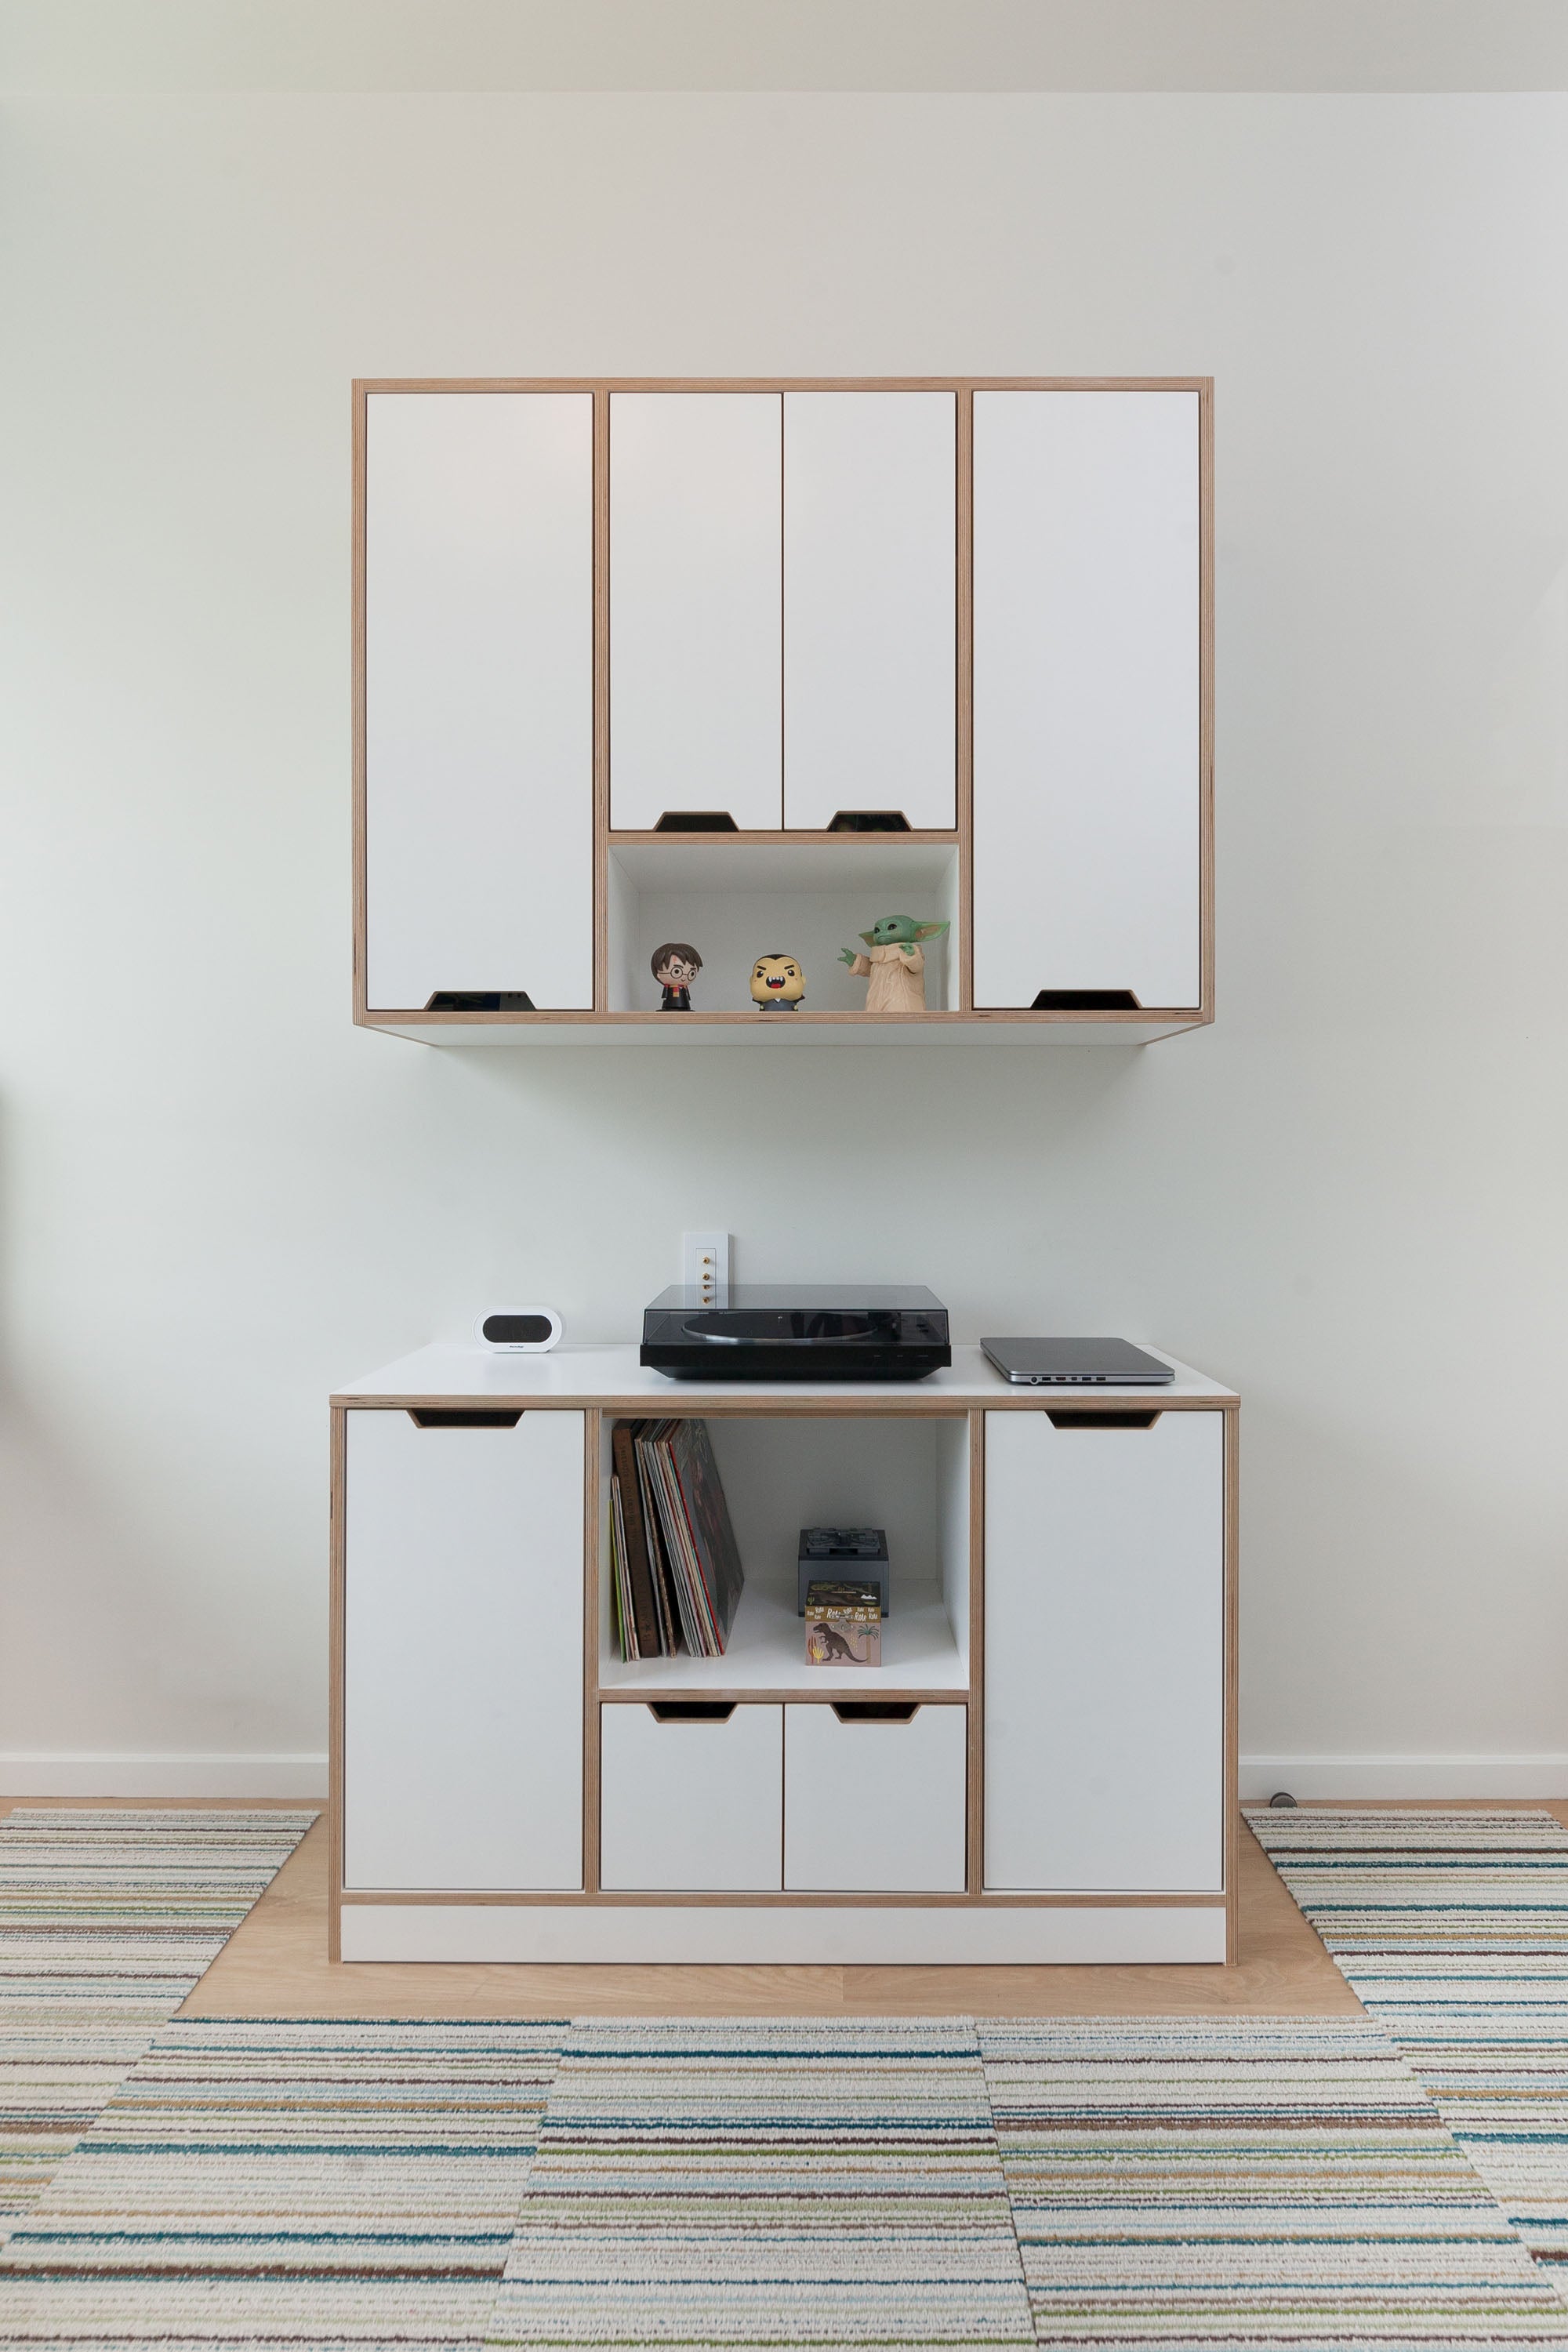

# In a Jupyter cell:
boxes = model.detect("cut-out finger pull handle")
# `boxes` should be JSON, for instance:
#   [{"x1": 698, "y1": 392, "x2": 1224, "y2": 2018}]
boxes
[
  {"x1": 1046, "y1": 1409, "x2": 1161, "y2": 1431},
  {"x1": 830, "y1": 1701, "x2": 920, "y2": 1724},
  {"x1": 1031, "y1": 989, "x2": 1142, "y2": 1011},
  {"x1": 406, "y1": 1408, "x2": 524, "y2": 1430}
]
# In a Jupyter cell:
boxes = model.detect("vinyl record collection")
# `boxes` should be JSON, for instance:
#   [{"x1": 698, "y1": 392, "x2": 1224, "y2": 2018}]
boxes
[{"x1": 608, "y1": 1417, "x2": 746, "y2": 1661}]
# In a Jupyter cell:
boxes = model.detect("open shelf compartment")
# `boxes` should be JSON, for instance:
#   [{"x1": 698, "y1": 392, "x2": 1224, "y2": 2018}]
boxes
[
  {"x1": 604, "y1": 840, "x2": 962, "y2": 1017},
  {"x1": 597, "y1": 1410, "x2": 971, "y2": 1694}
]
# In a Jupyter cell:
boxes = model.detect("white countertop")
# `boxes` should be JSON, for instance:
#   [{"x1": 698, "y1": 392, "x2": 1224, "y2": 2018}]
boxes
[{"x1": 335, "y1": 1341, "x2": 1237, "y2": 1406}]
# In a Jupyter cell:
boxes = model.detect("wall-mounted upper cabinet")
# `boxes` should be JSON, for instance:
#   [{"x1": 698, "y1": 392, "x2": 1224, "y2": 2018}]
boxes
[
  {"x1": 972, "y1": 390, "x2": 1203, "y2": 1012},
  {"x1": 609, "y1": 394, "x2": 784, "y2": 833},
  {"x1": 361, "y1": 391, "x2": 593, "y2": 1012},
  {"x1": 782, "y1": 392, "x2": 956, "y2": 832},
  {"x1": 353, "y1": 378, "x2": 1211, "y2": 1042}
]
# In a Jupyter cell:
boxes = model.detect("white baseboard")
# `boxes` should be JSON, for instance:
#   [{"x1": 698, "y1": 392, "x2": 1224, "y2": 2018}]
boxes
[
  {"x1": 1242, "y1": 1755, "x2": 1568, "y2": 1802},
  {"x1": 0, "y1": 1754, "x2": 328, "y2": 1798}
]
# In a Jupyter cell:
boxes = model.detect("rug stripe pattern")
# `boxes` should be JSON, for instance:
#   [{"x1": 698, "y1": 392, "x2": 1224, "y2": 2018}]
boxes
[
  {"x1": 1247, "y1": 1807, "x2": 1568, "y2": 2275},
  {"x1": 982, "y1": 2014, "x2": 1568, "y2": 2347},
  {"x1": 486, "y1": 2016, "x2": 1036, "y2": 2347},
  {"x1": 0, "y1": 1809, "x2": 315, "y2": 2236},
  {"x1": 3, "y1": 2009, "x2": 1566, "y2": 2349},
  {"x1": 0, "y1": 2017, "x2": 564, "y2": 2345}
]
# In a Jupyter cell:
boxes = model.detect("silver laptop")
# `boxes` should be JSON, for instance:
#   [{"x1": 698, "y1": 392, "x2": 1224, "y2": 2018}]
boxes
[{"x1": 981, "y1": 1337, "x2": 1176, "y2": 1387}]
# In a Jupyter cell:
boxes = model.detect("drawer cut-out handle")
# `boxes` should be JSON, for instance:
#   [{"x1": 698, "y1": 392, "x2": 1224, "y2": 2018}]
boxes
[
  {"x1": 424, "y1": 990, "x2": 536, "y2": 1011},
  {"x1": 1047, "y1": 1409, "x2": 1161, "y2": 1431},
  {"x1": 648, "y1": 1700, "x2": 736, "y2": 1722},
  {"x1": 654, "y1": 811, "x2": 739, "y2": 833},
  {"x1": 1031, "y1": 989, "x2": 1142, "y2": 1011},
  {"x1": 831, "y1": 1700, "x2": 920, "y2": 1724},
  {"x1": 407, "y1": 1408, "x2": 523, "y2": 1430},
  {"x1": 827, "y1": 811, "x2": 911, "y2": 833}
]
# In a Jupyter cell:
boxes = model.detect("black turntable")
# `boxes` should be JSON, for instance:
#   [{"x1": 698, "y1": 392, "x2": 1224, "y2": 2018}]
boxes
[{"x1": 641, "y1": 1285, "x2": 951, "y2": 1381}]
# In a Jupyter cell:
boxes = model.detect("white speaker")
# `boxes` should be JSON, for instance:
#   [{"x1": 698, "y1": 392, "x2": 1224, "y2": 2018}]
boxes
[{"x1": 474, "y1": 1307, "x2": 563, "y2": 1352}]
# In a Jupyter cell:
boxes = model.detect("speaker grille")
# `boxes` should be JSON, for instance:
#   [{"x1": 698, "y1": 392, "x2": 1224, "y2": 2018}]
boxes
[{"x1": 481, "y1": 1313, "x2": 554, "y2": 1345}]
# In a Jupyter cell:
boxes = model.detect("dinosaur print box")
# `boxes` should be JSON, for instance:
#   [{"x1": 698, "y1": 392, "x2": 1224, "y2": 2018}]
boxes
[{"x1": 804, "y1": 1581, "x2": 883, "y2": 1668}]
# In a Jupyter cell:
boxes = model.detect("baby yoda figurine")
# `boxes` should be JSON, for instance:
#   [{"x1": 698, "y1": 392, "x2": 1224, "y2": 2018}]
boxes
[{"x1": 840, "y1": 915, "x2": 949, "y2": 1014}]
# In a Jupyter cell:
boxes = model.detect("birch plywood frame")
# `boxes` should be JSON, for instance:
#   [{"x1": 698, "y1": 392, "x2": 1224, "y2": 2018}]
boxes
[
  {"x1": 352, "y1": 376, "x2": 1213, "y2": 1039},
  {"x1": 327, "y1": 1381, "x2": 1237, "y2": 1960}
]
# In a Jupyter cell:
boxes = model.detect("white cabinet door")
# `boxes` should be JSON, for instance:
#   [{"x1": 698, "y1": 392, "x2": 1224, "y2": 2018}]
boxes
[
  {"x1": 600, "y1": 1704, "x2": 782, "y2": 1890},
  {"x1": 364, "y1": 392, "x2": 593, "y2": 1011},
  {"x1": 784, "y1": 1704, "x2": 967, "y2": 1891},
  {"x1": 343, "y1": 1408, "x2": 585, "y2": 1891},
  {"x1": 972, "y1": 390, "x2": 1201, "y2": 1010},
  {"x1": 782, "y1": 393, "x2": 956, "y2": 831},
  {"x1": 609, "y1": 393, "x2": 782, "y2": 831},
  {"x1": 984, "y1": 1410, "x2": 1224, "y2": 1892}
]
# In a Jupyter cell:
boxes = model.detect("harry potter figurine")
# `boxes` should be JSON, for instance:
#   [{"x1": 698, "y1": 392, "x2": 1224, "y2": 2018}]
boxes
[{"x1": 652, "y1": 942, "x2": 702, "y2": 1012}]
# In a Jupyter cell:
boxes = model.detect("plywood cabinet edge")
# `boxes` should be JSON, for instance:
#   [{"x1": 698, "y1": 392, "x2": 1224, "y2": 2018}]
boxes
[
  {"x1": 328, "y1": 1400, "x2": 346, "y2": 1961},
  {"x1": 350, "y1": 384, "x2": 368, "y2": 1028},
  {"x1": 1224, "y1": 1399, "x2": 1240, "y2": 1962},
  {"x1": 1199, "y1": 378, "x2": 1216, "y2": 1025}
]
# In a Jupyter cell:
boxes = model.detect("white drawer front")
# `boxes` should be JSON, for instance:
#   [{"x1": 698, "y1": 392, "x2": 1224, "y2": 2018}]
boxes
[
  {"x1": 600, "y1": 1704, "x2": 782, "y2": 1892},
  {"x1": 984, "y1": 1408, "x2": 1225, "y2": 1893},
  {"x1": 608, "y1": 392, "x2": 783, "y2": 831},
  {"x1": 343, "y1": 1407, "x2": 585, "y2": 1892},
  {"x1": 972, "y1": 388, "x2": 1201, "y2": 1011},
  {"x1": 782, "y1": 390, "x2": 956, "y2": 831},
  {"x1": 364, "y1": 391, "x2": 593, "y2": 1011},
  {"x1": 783, "y1": 1704, "x2": 967, "y2": 1893}
]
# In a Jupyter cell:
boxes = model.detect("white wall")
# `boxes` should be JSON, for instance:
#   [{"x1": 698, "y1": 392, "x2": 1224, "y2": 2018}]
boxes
[{"x1": 1, "y1": 92, "x2": 1565, "y2": 1794}]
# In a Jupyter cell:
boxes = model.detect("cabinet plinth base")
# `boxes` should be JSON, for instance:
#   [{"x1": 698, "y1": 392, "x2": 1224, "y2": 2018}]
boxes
[{"x1": 338, "y1": 1902, "x2": 1229, "y2": 1966}]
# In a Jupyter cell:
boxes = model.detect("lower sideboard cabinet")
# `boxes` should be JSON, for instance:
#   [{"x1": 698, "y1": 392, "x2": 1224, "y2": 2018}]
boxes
[{"x1": 331, "y1": 1351, "x2": 1236, "y2": 1964}]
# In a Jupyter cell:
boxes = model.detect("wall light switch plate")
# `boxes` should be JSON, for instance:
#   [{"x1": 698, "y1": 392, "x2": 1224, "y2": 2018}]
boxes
[{"x1": 682, "y1": 1231, "x2": 731, "y2": 1305}]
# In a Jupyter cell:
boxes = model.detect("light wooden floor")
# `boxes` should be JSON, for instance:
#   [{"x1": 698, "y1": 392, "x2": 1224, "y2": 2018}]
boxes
[
  {"x1": 172, "y1": 1813, "x2": 1357, "y2": 2017},
  {"x1": 8, "y1": 1798, "x2": 1560, "y2": 2018}
]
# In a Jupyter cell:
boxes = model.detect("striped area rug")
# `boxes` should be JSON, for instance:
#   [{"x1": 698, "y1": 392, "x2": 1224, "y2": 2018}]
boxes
[
  {"x1": 0, "y1": 2018, "x2": 562, "y2": 2346},
  {"x1": 1247, "y1": 1807, "x2": 1568, "y2": 2280},
  {"x1": 983, "y1": 2015, "x2": 1568, "y2": 2347},
  {"x1": 486, "y1": 2016, "x2": 1036, "y2": 2347},
  {"x1": 3, "y1": 2011, "x2": 1566, "y2": 2348},
  {"x1": 0, "y1": 1809, "x2": 314, "y2": 2236}
]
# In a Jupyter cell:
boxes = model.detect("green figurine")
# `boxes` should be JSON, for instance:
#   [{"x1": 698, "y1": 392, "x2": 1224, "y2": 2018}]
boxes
[{"x1": 840, "y1": 915, "x2": 949, "y2": 1014}]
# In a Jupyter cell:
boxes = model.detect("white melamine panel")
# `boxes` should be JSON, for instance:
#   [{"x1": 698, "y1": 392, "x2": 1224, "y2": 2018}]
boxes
[
  {"x1": 343, "y1": 1408, "x2": 585, "y2": 1890},
  {"x1": 784, "y1": 1704, "x2": 966, "y2": 1890},
  {"x1": 610, "y1": 394, "x2": 782, "y2": 830},
  {"x1": 600, "y1": 1704, "x2": 782, "y2": 1890},
  {"x1": 984, "y1": 1410, "x2": 1224, "y2": 1892},
  {"x1": 364, "y1": 392, "x2": 593, "y2": 1010},
  {"x1": 783, "y1": 393, "x2": 956, "y2": 830},
  {"x1": 972, "y1": 391, "x2": 1201, "y2": 1009},
  {"x1": 341, "y1": 1901, "x2": 1229, "y2": 1965}
]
